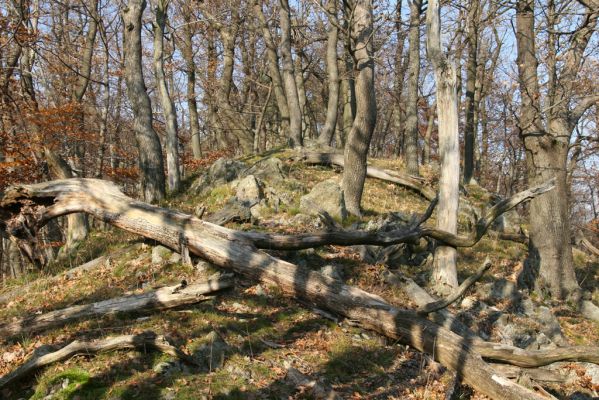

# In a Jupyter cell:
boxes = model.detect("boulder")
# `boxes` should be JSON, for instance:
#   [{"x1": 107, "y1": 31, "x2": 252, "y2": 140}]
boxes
[
  {"x1": 191, "y1": 331, "x2": 231, "y2": 372},
  {"x1": 191, "y1": 158, "x2": 247, "y2": 195},
  {"x1": 152, "y1": 245, "x2": 172, "y2": 264},
  {"x1": 235, "y1": 175, "x2": 263, "y2": 204},
  {"x1": 299, "y1": 179, "x2": 347, "y2": 221},
  {"x1": 247, "y1": 157, "x2": 287, "y2": 182},
  {"x1": 320, "y1": 264, "x2": 344, "y2": 281}
]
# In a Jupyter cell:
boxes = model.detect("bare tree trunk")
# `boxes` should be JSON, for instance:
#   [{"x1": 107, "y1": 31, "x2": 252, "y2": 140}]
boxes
[
  {"x1": 463, "y1": 0, "x2": 480, "y2": 185},
  {"x1": 152, "y1": 0, "x2": 180, "y2": 192},
  {"x1": 254, "y1": 0, "x2": 290, "y2": 137},
  {"x1": 515, "y1": 0, "x2": 598, "y2": 299},
  {"x1": 404, "y1": 0, "x2": 422, "y2": 176},
  {"x1": 392, "y1": 1, "x2": 407, "y2": 157},
  {"x1": 317, "y1": 0, "x2": 339, "y2": 147},
  {"x1": 426, "y1": 0, "x2": 460, "y2": 294},
  {"x1": 342, "y1": 0, "x2": 377, "y2": 217},
  {"x1": 423, "y1": 101, "x2": 435, "y2": 164},
  {"x1": 121, "y1": 0, "x2": 166, "y2": 203},
  {"x1": 180, "y1": 16, "x2": 202, "y2": 159},
  {"x1": 279, "y1": 0, "x2": 303, "y2": 147}
]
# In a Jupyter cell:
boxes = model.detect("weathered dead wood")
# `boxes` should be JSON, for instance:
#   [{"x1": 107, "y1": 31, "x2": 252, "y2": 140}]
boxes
[
  {"x1": 297, "y1": 151, "x2": 437, "y2": 200},
  {"x1": 386, "y1": 269, "x2": 599, "y2": 368},
  {"x1": 241, "y1": 178, "x2": 555, "y2": 250},
  {"x1": 577, "y1": 230, "x2": 599, "y2": 258},
  {"x1": 0, "y1": 178, "x2": 575, "y2": 400},
  {"x1": 0, "y1": 277, "x2": 232, "y2": 340},
  {"x1": 490, "y1": 364, "x2": 567, "y2": 383},
  {"x1": 417, "y1": 257, "x2": 492, "y2": 315},
  {"x1": 0, "y1": 244, "x2": 144, "y2": 306},
  {"x1": 0, "y1": 331, "x2": 197, "y2": 389}
]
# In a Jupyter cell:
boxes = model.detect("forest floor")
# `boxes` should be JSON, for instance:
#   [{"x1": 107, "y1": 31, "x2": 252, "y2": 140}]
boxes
[{"x1": 0, "y1": 152, "x2": 598, "y2": 399}]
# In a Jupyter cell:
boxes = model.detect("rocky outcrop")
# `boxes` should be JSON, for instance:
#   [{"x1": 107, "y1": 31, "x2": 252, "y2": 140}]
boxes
[{"x1": 299, "y1": 179, "x2": 347, "y2": 221}]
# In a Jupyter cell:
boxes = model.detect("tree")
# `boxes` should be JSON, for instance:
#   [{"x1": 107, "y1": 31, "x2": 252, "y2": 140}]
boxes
[
  {"x1": 515, "y1": 0, "x2": 598, "y2": 299},
  {"x1": 152, "y1": 0, "x2": 181, "y2": 192},
  {"x1": 317, "y1": 0, "x2": 339, "y2": 147},
  {"x1": 404, "y1": 0, "x2": 423, "y2": 176},
  {"x1": 426, "y1": 0, "x2": 460, "y2": 294},
  {"x1": 279, "y1": 0, "x2": 303, "y2": 147},
  {"x1": 122, "y1": 0, "x2": 166, "y2": 203},
  {"x1": 342, "y1": 0, "x2": 377, "y2": 217}
]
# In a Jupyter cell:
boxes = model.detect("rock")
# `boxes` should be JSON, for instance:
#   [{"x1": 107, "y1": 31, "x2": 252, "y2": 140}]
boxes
[
  {"x1": 195, "y1": 260, "x2": 212, "y2": 273},
  {"x1": 153, "y1": 361, "x2": 182, "y2": 375},
  {"x1": 320, "y1": 264, "x2": 344, "y2": 281},
  {"x1": 299, "y1": 179, "x2": 347, "y2": 221},
  {"x1": 152, "y1": 245, "x2": 172, "y2": 264},
  {"x1": 536, "y1": 306, "x2": 567, "y2": 345},
  {"x1": 476, "y1": 279, "x2": 520, "y2": 302},
  {"x1": 582, "y1": 362, "x2": 599, "y2": 385},
  {"x1": 235, "y1": 175, "x2": 264, "y2": 204},
  {"x1": 191, "y1": 331, "x2": 231, "y2": 372},
  {"x1": 288, "y1": 213, "x2": 316, "y2": 226},
  {"x1": 247, "y1": 157, "x2": 286, "y2": 182},
  {"x1": 191, "y1": 158, "x2": 247, "y2": 195},
  {"x1": 169, "y1": 252, "x2": 182, "y2": 264},
  {"x1": 518, "y1": 297, "x2": 536, "y2": 315}
]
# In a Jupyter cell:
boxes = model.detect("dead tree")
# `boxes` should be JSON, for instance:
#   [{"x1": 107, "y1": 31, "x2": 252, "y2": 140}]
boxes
[{"x1": 3, "y1": 178, "x2": 595, "y2": 400}]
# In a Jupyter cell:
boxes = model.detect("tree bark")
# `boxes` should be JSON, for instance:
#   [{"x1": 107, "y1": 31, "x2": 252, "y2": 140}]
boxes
[
  {"x1": 515, "y1": 0, "x2": 598, "y2": 299},
  {"x1": 152, "y1": 0, "x2": 181, "y2": 192},
  {"x1": 279, "y1": 0, "x2": 303, "y2": 147},
  {"x1": 0, "y1": 178, "x2": 567, "y2": 400},
  {"x1": 342, "y1": 0, "x2": 377, "y2": 217},
  {"x1": 180, "y1": 16, "x2": 202, "y2": 159},
  {"x1": 463, "y1": 0, "x2": 480, "y2": 185},
  {"x1": 121, "y1": 0, "x2": 166, "y2": 203},
  {"x1": 317, "y1": 0, "x2": 340, "y2": 147},
  {"x1": 426, "y1": 0, "x2": 460, "y2": 294},
  {"x1": 404, "y1": 0, "x2": 422, "y2": 176}
]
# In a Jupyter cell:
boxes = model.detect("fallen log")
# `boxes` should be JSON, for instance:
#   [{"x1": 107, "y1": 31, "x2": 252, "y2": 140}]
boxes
[
  {"x1": 240, "y1": 178, "x2": 555, "y2": 250},
  {"x1": 296, "y1": 151, "x2": 437, "y2": 200},
  {"x1": 0, "y1": 243, "x2": 144, "y2": 306},
  {"x1": 0, "y1": 277, "x2": 233, "y2": 340},
  {"x1": 0, "y1": 331, "x2": 197, "y2": 389},
  {"x1": 0, "y1": 178, "x2": 573, "y2": 399},
  {"x1": 385, "y1": 269, "x2": 599, "y2": 367}
]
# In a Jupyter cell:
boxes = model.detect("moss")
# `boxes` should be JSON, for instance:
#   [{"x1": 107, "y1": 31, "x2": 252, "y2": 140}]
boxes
[{"x1": 31, "y1": 368, "x2": 93, "y2": 400}]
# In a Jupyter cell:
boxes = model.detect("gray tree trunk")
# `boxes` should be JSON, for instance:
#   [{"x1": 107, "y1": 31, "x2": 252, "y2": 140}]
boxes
[
  {"x1": 342, "y1": 0, "x2": 377, "y2": 217},
  {"x1": 317, "y1": 0, "x2": 339, "y2": 147},
  {"x1": 404, "y1": 0, "x2": 422, "y2": 176},
  {"x1": 515, "y1": 0, "x2": 598, "y2": 299},
  {"x1": 180, "y1": 16, "x2": 202, "y2": 159},
  {"x1": 279, "y1": 0, "x2": 303, "y2": 147},
  {"x1": 426, "y1": 0, "x2": 460, "y2": 294},
  {"x1": 121, "y1": 0, "x2": 166, "y2": 203},
  {"x1": 152, "y1": 0, "x2": 180, "y2": 192},
  {"x1": 463, "y1": 0, "x2": 480, "y2": 185}
]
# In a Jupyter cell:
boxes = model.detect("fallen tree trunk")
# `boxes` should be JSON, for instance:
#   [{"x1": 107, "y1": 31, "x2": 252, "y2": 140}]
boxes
[
  {"x1": 0, "y1": 244, "x2": 144, "y2": 306},
  {"x1": 0, "y1": 178, "x2": 578, "y2": 400},
  {"x1": 297, "y1": 151, "x2": 437, "y2": 200},
  {"x1": 0, "y1": 277, "x2": 232, "y2": 340},
  {"x1": 241, "y1": 178, "x2": 555, "y2": 250},
  {"x1": 385, "y1": 269, "x2": 599, "y2": 367},
  {"x1": 0, "y1": 331, "x2": 197, "y2": 389}
]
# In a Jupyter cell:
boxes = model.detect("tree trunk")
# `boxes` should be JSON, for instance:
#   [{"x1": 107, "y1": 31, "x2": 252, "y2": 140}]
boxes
[
  {"x1": 404, "y1": 0, "x2": 422, "y2": 176},
  {"x1": 426, "y1": 0, "x2": 460, "y2": 294},
  {"x1": 515, "y1": 0, "x2": 597, "y2": 299},
  {"x1": 152, "y1": 0, "x2": 181, "y2": 192},
  {"x1": 463, "y1": 0, "x2": 480, "y2": 185},
  {"x1": 279, "y1": 0, "x2": 303, "y2": 147},
  {"x1": 180, "y1": 17, "x2": 202, "y2": 159},
  {"x1": 342, "y1": 0, "x2": 377, "y2": 217},
  {"x1": 317, "y1": 0, "x2": 339, "y2": 147},
  {"x1": 254, "y1": 0, "x2": 290, "y2": 137},
  {"x1": 121, "y1": 0, "x2": 166, "y2": 203}
]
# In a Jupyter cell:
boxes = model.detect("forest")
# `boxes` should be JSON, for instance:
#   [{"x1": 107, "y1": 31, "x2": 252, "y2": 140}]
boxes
[{"x1": 0, "y1": 0, "x2": 598, "y2": 398}]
